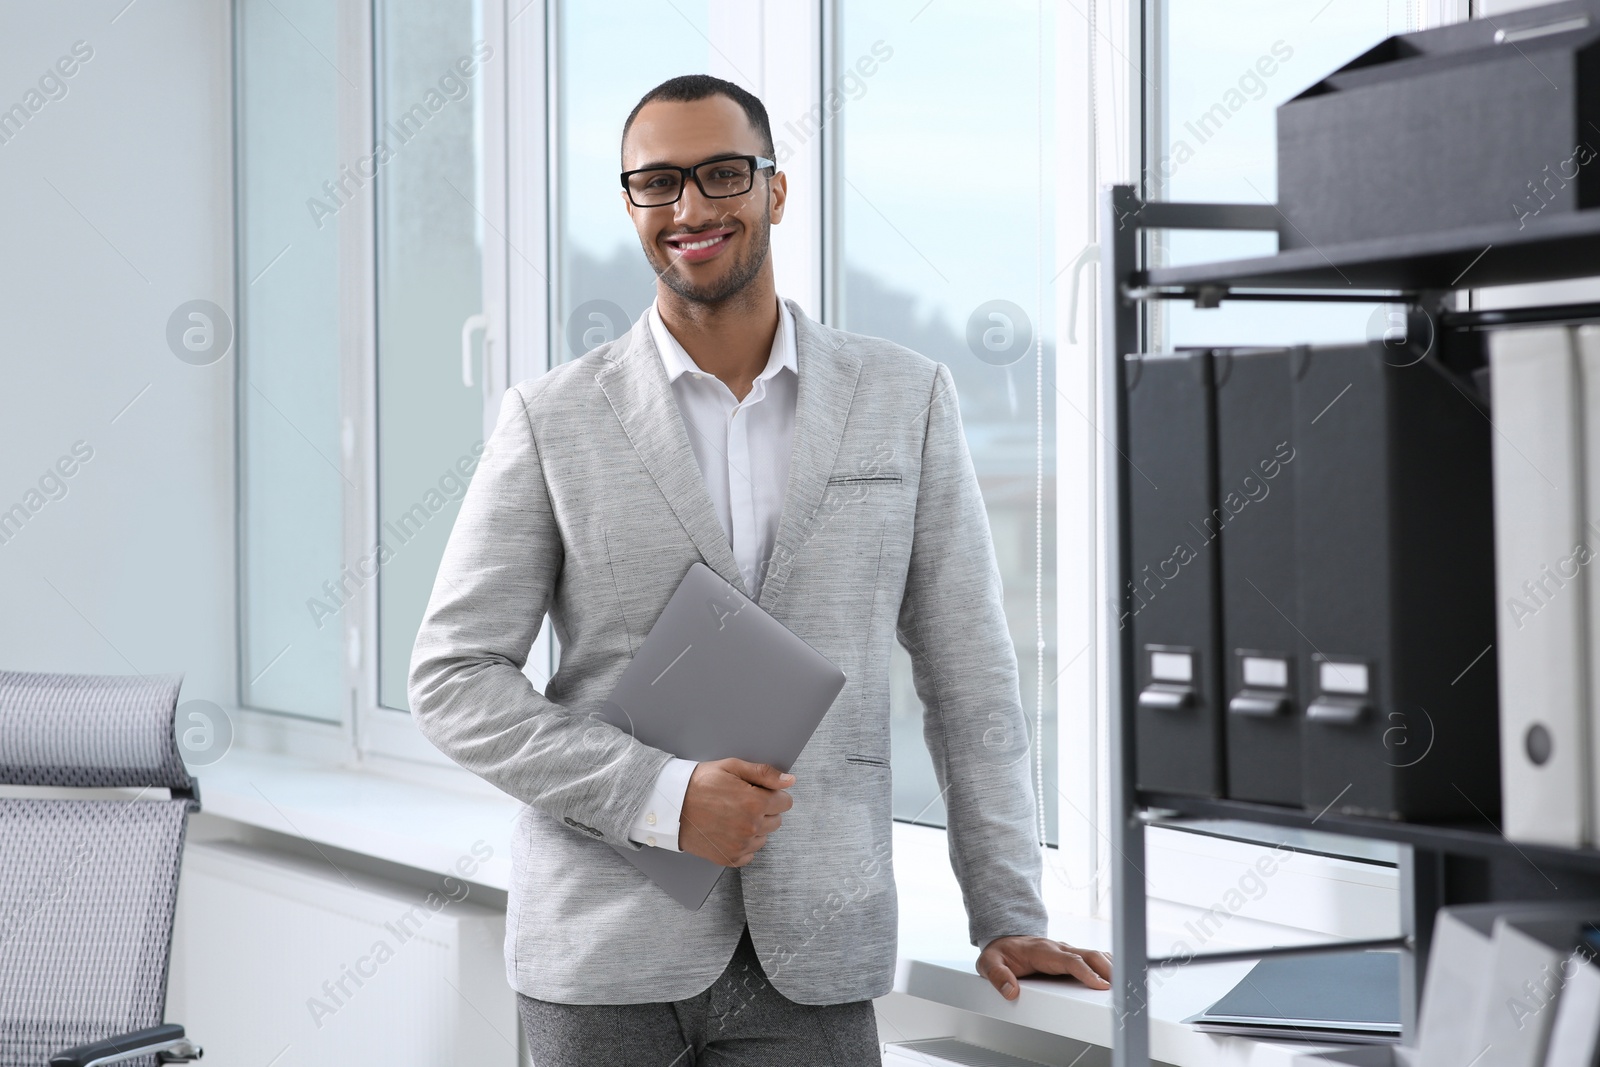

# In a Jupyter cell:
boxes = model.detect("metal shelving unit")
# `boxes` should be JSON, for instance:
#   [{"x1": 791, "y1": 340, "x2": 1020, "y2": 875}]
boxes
[{"x1": 1101, "y1": 182, "x2": 1600, "y2": 1067}]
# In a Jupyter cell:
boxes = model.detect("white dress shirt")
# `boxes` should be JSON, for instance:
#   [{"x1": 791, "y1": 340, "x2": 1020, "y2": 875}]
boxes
[{"x1": 626, "y1": 294, "x2": 799, "y2": 850}]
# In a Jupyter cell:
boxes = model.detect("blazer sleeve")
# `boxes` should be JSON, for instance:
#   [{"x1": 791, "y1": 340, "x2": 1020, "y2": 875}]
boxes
[
  {"x1": 896, "y1": 361, "x2": 1050, "y2": 947},
  {"x1": 408, "y1": 383, "x2": 672, "y2": 850}
]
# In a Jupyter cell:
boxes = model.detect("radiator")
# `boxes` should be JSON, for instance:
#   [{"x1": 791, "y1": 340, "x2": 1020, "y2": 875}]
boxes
[{"x1": 167, "y1": 839, "x2": 517, "y2": 1066}]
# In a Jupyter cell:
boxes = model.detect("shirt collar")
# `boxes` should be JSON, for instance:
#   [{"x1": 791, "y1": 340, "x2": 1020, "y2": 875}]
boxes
[{"x1": 648, "y1": 295, "x2": 798, "y2": 386}]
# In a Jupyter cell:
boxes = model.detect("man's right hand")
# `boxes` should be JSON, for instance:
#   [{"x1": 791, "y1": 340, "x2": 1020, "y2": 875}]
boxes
[{"x1": 678, "y1": 759, "x2": 795, "y2": 867}]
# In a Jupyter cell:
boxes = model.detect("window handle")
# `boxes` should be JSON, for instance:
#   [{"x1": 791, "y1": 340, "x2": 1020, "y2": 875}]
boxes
[
  {"x1": 1066, "y1": 243, "x2": 1099, "y2": 344},
  {"x1": 461, "y1": 313, "x2": 488, "y2": 387}
]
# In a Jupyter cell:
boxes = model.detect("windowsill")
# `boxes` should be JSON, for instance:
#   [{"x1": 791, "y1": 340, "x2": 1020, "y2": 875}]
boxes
[
  {"x1": 192, "y1": 748, "x2": 1363, "y2": 1065},
  {"x1": 888, "y1": 827, "x2": 1359, "y2": 1067},
  {"x1": 190, "y1": 747, "x2": 522, "y2": 890},
  {"x1": 892, "y1": 950, "x2": 1356, "y2": 1067}
]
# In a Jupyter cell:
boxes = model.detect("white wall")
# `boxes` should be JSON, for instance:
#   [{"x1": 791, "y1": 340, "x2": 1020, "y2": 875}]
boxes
[{"x1": 0, "y1": 1, "x2": 236, "y2": 705}]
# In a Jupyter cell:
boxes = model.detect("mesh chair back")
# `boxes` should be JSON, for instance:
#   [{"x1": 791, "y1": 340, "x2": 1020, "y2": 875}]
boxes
[{"x1": 0, "y1": 672, "x2": 195, "y2": 1067}]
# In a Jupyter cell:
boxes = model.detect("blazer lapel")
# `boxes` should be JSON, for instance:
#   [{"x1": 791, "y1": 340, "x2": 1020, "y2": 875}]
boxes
[
  {"x1": 597, "y1": 311, "x2": 747, "y2": 597},
  {"x1": 595, "y1": 297, "x2": 862, "y2": 613},
  {"x1": 757, "y1": 298, "x2": 862, "y2": 614}
]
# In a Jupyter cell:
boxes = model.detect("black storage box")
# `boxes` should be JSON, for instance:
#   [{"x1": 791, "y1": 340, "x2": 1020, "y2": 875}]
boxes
[
  {"x1": 1277, "y1": 0, "x2": 1600, "y2": 249},
  {"x1": 1125, "y1": 350, "x2": 1226, "y2": 799},
  {"x1": 1289, "y1": 343, "x2": 1499, "y2": 822},
  {"x1": 1212, "y1": 347, "x2": 1303, "y2": 808}
]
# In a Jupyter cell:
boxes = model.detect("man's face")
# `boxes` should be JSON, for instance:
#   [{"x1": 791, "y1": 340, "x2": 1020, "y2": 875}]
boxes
[{"x1": 621, "y1": 95, "x2": 785, "y2": 306}]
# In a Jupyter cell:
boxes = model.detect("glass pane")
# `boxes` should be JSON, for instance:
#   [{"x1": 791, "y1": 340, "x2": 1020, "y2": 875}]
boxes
[
  {"x1": 237, "y1": 0, "x2": 345, "y2": 721},
  {"x1": 555, "y1": 0, "x2": 711, "y2": 364},
  {"x1": 840, "y1": 2, "x2": 1059, "y2": 843},
  {"x1": 1153, "y1": 0, "x2": 1412, "y2": 349},
  {"x1": 375, "y1": 0, "x2": 494, "y2": 711}
]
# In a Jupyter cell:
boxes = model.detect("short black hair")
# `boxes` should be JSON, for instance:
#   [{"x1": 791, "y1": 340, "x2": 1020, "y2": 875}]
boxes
[{"x1": 621, "y1": 74, "x2": 776, "y2": 167}]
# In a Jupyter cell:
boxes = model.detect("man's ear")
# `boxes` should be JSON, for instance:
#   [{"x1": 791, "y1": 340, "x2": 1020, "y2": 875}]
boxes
[{"x1": 768, "y1": 170, "x2": 787, "y2": 225}]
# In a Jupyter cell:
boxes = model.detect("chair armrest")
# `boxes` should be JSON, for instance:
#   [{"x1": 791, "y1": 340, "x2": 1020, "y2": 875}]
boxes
[{"x1": 50, "y1": 1023, "x2": 201, "y2": 1066}]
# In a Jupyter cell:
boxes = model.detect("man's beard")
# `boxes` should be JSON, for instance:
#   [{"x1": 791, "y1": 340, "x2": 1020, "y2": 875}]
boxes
[{"x1": 646, "y1": 203, "x2": 771, "y2": 307}]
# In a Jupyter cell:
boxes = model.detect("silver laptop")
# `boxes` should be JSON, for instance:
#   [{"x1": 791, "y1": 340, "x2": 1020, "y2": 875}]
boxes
[{"x1": 594, "y1": 561, "x2": 847, "y2": 910}]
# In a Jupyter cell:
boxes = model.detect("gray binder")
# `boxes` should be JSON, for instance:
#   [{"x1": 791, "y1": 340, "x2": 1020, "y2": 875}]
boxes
[{"x1": 594, "y1": 561, "x2": 847, "y2": 910}]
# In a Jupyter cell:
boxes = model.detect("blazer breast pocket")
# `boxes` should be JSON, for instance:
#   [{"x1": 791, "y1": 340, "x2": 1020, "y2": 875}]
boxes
[
  {"x1": 825, "y1": 473, "x2": 902, "y2": 485},
  {"x1": 820, "y1": 471, "x2": 905, "y2": 510},
  {"x1": 812, "y1": 472, "x2": 905, "y2": 548}
]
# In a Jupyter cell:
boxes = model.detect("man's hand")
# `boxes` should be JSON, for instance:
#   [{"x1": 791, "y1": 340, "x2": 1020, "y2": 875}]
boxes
[
  {"x1": 978, "y1": 936, "x2": 1113, "y2": 1001},
  {"x1": 678, "y1": 759, "x2": 795, "y2": 867}
]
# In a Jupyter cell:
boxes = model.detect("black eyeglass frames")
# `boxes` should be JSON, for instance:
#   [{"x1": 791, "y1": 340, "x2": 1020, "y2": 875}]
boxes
[{"x1": 620, "y1": 154, "x2": 777, "y2": 208}]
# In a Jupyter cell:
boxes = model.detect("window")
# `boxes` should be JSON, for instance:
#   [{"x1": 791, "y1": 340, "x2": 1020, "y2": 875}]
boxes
[
  {"x1": 235, "y1": 1, "x2": 1077, "y2": 847},
  {"x1": 234, "y1": 2, "x2": 750, "y2": 754},
  {"x1": 834, "y1": 1, "x2": 1061, "y2": 844},
  {"x1": 1133, "y1": 0, "x2": 1424, "y2": 914},
  {"x1": 372, "y1": 0, "x2": 504, "y2": 715},
  {"x1": 1149, "y1": 0, "x2": 1415, "y2": 350},
  {"x1": 235, "y1": 0, "x2": 510, "y2": 759},
  {"x1": 221, "y1": 0, "x2": 1453, "y2": 944},
  {"x1": 236, "y1": 0, "x2": 345, "y2": 722},
  {"x1": 551, "y1": 0, "x2": 712, "y2": 368}
]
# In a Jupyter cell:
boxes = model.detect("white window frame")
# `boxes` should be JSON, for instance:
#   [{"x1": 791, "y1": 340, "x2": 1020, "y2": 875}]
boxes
[
  {"x1": 1052, "y1": 0, "x2": 1111, "y2": 921},
  {"x1": 232, "y1": 0, "x2": 380, "y2": 763}
]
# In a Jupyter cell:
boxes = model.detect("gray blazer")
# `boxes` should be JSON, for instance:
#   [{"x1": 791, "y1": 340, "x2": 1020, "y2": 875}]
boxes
[{"x1": 408, "y1": 297, "x2": 1047, "y2": 1006}]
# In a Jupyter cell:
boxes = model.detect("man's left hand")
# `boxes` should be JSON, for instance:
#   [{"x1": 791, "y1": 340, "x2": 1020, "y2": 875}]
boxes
[{"x1": 977, "y1": 936, "x2": 1113, "y2": 1001}]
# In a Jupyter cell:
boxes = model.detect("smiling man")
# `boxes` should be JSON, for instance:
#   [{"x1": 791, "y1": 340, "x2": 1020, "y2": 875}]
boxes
[{"x1": 409, "y1": 73, "x2": 1112, "y2": 1066}]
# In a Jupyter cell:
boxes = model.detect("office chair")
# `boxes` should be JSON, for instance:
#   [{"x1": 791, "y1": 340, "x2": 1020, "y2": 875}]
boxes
[{"x1": 0, "y1": 670, "x2": 203, "y2": 1067}]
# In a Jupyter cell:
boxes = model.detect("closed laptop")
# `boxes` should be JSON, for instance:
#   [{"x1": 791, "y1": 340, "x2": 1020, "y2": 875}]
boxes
[{"x1": 594, "y1": 561, "x2": 847, "y2": 909}]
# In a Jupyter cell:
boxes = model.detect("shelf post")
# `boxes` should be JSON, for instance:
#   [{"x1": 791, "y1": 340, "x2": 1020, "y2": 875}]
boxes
[
  {"x1": 1399, "y1": 845, "x2": 1442, "y2": 1043},
  {"x1": 1104, "y1": 182, "x2": 1150, "y2": 1067}
]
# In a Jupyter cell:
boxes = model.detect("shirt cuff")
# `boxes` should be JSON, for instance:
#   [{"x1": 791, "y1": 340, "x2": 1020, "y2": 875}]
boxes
[{"x1": 627, "y1": 757, "x2": 697, "y2": 851}]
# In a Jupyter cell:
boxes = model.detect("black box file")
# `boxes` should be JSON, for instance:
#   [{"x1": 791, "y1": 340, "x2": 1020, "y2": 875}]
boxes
[
  {"x1": 1213, "y1": 348, "x2": 1302, "y2": 806},
  {"x1": 1277, "y1": 0, "x2": 1600, "y2": 249},
  {"x1": 1290, "y1": 343, "x2": 1499, "y2": 821},
  {"x1": 1126, "y1": 350, "x2": 1224, "y2": 798}
]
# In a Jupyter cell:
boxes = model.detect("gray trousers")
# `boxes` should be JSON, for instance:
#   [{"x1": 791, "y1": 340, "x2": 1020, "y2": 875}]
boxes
[{"x1": 516, "y1": 925, "x2": 882, "y2": 1066}]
